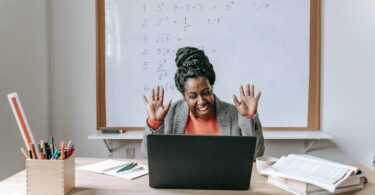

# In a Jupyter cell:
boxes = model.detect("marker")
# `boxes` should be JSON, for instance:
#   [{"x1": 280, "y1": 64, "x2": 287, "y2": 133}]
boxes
[
  {"x1": 70, "y1": 148, "x2": 75, "y2": 157},
  {"x1": 68, "y1": 145, "x2": 75, "y2": 157},
  {"x1": 44, "y1": 143, "x2": 51, "y2": 159}
]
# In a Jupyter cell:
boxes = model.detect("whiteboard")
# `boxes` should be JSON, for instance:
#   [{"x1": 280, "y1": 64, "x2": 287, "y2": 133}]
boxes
[{"x1": 103, "y1": 0, "x2": 311, "y2": 128}]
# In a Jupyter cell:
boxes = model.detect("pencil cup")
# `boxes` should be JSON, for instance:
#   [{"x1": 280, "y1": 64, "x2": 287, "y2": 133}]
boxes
[{"x1": 26, "y1": 156, "x2": 75, "y2": 195}]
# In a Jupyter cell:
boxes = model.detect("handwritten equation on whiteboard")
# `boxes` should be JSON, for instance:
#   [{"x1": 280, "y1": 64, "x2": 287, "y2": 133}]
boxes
[
  {"x1": 105, "y1": 0, "x2": 271, "y2": 94},
  {"x1": 141, "y1": 1, "x2": 270, "y2": 31},
  {"x1": 104, "y1": 0, "x2": 311, "y2": 127}
]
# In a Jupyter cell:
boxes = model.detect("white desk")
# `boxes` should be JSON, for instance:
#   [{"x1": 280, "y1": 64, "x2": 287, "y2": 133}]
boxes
[
  {"x1": 1, "y1": 157, "x2": 372, "y2": 195},
  {"x1": 88, "y1": 130, "x2": 332, "y2": 154}
]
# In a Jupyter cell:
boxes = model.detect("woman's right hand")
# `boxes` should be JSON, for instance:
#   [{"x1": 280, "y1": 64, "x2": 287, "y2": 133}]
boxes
[{"x1": 143, "y1": 86, "x2": 172, "y2": 122}]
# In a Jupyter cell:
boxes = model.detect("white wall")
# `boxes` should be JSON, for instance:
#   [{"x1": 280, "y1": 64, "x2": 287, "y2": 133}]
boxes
[
  {"x1": 0, "y1": 0, "x2": 49, "y2": 180},
  {"x1": 48, "y1": 0, "x2": 108, "y2": 158},
  {"x1": 321, "y1": 0, "x2": 375, "y2": 168}
]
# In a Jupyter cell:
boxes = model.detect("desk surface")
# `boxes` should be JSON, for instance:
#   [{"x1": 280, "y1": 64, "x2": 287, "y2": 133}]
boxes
[
  {"x1": 0, "y1": 158, "x2": 373, "y2": 195},
  {"x1": 88, "y1": 131, "x2": 333, "y2": 140}
]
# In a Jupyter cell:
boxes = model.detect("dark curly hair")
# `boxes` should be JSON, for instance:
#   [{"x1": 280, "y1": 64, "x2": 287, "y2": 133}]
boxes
[{"x1": 174, "y1": 47, "x2": 216, "y2": 93}]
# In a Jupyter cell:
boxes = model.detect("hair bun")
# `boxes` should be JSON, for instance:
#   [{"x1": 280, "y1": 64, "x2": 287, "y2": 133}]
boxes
[
  {"x1": 174, "y1": 46, "x2": 216, "y2": 93},
  {"x1": 175, "y1": 47, "x2": 209, "y2": 68}
]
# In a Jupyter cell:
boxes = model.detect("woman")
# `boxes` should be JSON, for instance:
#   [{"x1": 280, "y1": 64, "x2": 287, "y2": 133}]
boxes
[{"x1": 141, "y1": 46, "x2": 265, "y2": 158}]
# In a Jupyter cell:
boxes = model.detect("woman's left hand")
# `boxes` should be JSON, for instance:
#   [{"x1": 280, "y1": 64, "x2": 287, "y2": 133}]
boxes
[{"x1": 233, "y1": 84, "x2": 261, "y2": 117}]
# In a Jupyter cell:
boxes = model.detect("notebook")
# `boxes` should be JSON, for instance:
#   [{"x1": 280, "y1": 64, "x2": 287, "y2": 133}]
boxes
[
  {"x1": 147, "y1": 134, "x2": 256, "y2": 190},
  {"x1": 78, "y1": 159, "x2": 148, "y2": 180}
]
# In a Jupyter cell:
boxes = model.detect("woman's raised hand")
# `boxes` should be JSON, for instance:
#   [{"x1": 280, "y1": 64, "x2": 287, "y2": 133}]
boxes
[
  {"x1": 143, "y1": 86, "x2": 172, "y2": 122},
  {"x1": 233, "y1": 84, "x2": 261, "y2": 117}
]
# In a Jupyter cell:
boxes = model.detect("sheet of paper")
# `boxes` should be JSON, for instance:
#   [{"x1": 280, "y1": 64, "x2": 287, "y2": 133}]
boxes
[
  {"x1": 78, "y1": 159, "x2": 130, "y2": 173},
  {"x1": 78, "y1": 159, "x2": 149, "y2": 180}
]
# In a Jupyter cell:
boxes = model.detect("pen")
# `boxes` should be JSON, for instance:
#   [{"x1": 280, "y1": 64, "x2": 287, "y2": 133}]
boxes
[
  {"x1": 51, "y1": 137, "x2": 55, "y2": 154},
  {"x1": 20, "y1": 148, "x2": 30, "y2": 159},
  {"x1": 116, "y1": 163, "x2": 138, "y2": 174},
  {"x1": 118, "y1": 166, "x2": 145, "y2": 175},
  {"x1": 51, "y1": 150, "x2": 59, "y2": 160}
]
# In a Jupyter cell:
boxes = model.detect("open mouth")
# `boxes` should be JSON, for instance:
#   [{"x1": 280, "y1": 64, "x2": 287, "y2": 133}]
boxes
[{"x1": 197, "y1": 105, "x2": 209, "y2": 114}]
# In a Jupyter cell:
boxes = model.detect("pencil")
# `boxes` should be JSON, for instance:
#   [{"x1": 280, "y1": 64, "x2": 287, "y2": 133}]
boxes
[
  {"x1": 20, "y1": 148, "x2": 30, "y2": 159},
  {"x1": 30, "y1": 143, "x2": 38, "y2": 159},
  {"x1": 66, "y1": 140, "x2": 71, "y2": 151},
  {"x1": 40, "y1": 140, "x2": 46, "y2": 159},
  {"x1": 60, "y1": 141, "x2": 65, "y2": 160}
]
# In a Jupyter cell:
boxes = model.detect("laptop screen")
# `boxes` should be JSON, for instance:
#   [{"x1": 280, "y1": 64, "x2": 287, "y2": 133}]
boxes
[{"x1": 147, "y1": 134, "x2": 256, "y2": 190}]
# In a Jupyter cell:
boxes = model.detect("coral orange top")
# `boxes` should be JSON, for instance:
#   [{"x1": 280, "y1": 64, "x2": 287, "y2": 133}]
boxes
[
  {"x1": 184, "y1": 111, "x2": 220, "y2": 135},
  {"x1": 147, "y1": 111, "x2": 221, "y2": 135}
]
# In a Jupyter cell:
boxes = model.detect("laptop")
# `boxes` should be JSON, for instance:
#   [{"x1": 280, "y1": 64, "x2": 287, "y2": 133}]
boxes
[{"x1": 147, "y1": 134, "x2": 256, "y2": 190}]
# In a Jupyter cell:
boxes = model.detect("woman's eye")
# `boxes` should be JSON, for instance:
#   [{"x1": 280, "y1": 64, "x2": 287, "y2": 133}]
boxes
[
  {"x1": 202, "y1": 91, "x2": 212, "y2": 96},
  {"x1": 189, "y1": 96, "x2": 197, "y2": 99}
]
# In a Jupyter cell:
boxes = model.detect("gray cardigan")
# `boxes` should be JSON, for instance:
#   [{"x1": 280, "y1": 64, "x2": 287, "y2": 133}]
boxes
[{"x1": 140, "y1": 96, "x2": 265, "y2": 159}]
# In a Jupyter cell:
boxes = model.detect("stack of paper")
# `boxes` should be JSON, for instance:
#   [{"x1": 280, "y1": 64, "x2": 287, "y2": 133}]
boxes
[
  {"x1": 78, "y1": 159, "x2": 148, "y2": 180},
  {"x1": 263, "y1": 154, "x2": 366, "y2": 195}
]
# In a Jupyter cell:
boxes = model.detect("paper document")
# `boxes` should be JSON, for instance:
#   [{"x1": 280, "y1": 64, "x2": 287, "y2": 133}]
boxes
[
  {"x1": 78, "y1": 159, "x2": 148, "y2": 180},
  {"x1": 263, "y1": 154, "x2": 358, "y2": 192}
]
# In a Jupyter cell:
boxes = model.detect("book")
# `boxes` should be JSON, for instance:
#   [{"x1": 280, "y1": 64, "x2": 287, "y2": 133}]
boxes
[
  {"x1": 268, "y1": 177, "x2": 364, "y2": 195},
  {"x1": 268, "y1": 173, "x2": 365, "y2": 193},
  {"x1": 263, "y1": 154, "x2": 358, "y2": 192},
  {"x1": 78, "y1": 159, "x2": 148, "y2": 180}
]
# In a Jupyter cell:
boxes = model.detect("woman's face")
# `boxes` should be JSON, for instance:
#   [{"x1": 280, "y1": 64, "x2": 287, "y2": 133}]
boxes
[{"x1": 183, "y1": 76, "x2": 215, "y2": 119}]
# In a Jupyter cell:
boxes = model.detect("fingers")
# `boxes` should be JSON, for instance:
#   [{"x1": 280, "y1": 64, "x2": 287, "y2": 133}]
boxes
[
  {"x1": 159, "y1": 86, "x2": 164, "y2": 102},
  {"x1": 255, "y1": 91, "x2": 261, "y2": 100},
  {"x1": 143, "y1": 95, "x2": 149, "y2": 105},
  {"x1": 250, "y1": 84, "x2": 254, "y2": 97},
  {"x1": 244, "y1": 83, "x2": 256, "y2": 97},
  {"x1": 164, "y1": 100, "x2": 172, "y2": 112},
  {"x1": 151, "y1": 85, "x2": 164, "y2": 102},
  {"x1": 151, "y1": 87, "x2": 155, "y2": 101},
  {"x1": 246, "y1": 84, "x2": 251, "y2": 96},
  {"x1": 233, "y1": 95, "x2": 240, "y2": 107},
  {"x1": 154, "y1": 86, "x2": 159, "y2": 101},
  {"x1": 240, "y1": 85, "x2": 245, "y2": 99}
]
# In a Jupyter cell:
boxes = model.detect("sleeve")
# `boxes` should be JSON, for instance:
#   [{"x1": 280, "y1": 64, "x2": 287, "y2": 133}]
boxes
[
  {"x1": 238, "y1": 113, "x2": 265, "y2": 158},
  {"x1": 147, "y1": 118, "x2": 163, "y2": 130},
  {"x1": 140, "y1": 119, "x2": 165, "y2": 159}
]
